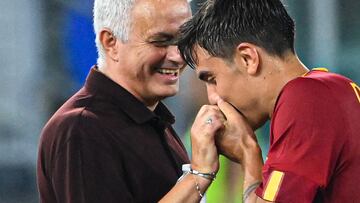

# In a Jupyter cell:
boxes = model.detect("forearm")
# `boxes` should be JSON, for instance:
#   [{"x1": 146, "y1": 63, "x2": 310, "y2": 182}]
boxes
[
  {"x1": 161, "y1": 104, "x2": 222, "y2": 202},
  {"x1": 242, "y1": 145, "x2": 266, "y2": 203},
  {"x1": 159, "y1": 173, "x2": 212, "y2": 203},
  {"x1": 243, "y1": 145, "x2": 263, "y2": 188}
]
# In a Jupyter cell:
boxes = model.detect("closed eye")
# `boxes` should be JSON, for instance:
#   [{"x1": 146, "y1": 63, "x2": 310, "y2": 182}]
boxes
[
  {"x1": 148, "y1": 33, "x2": 177, "y2": 47},
  {"x1": 198, "y1": 71, "x2": 216, "y2": 85},
  {"x1": 208, "y1": 76, "x2": 216, "y2": 84},
  {"x1": 150, "y1": 39, "x2": 176, "y2": 47}
]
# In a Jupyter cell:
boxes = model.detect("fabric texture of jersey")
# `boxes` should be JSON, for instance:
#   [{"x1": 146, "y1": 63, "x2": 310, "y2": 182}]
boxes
[{"x1": 255, "y1": 69, "x2": 360, "y2": 202}]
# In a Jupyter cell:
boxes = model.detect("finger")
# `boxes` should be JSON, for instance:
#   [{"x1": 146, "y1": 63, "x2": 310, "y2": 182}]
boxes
[
  {"x1": 197, "y1": 105, "x2": 219, "y2": 118},
  {"x1": 202, "y1": 115, "x2": 225, "y2": 134},
  {"x1": 217, "y1": 99, "x2": 241, "y2": 121},
  {"x1": 191, "y1": 111, "x2": 225, "y2": 139},
  {"x1": 196, "y1": 105, "x2": 223, "y2": 122}
]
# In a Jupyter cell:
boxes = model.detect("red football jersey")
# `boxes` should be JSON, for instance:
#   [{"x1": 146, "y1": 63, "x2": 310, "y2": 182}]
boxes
[{"x1": 255, "y1": 68, "x2": 360, "y2": 202}]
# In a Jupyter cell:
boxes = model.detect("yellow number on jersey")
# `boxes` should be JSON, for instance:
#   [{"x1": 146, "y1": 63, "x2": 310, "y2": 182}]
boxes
[{"x1": 350, "y1": 82, "x2": 360, "y2": 103}]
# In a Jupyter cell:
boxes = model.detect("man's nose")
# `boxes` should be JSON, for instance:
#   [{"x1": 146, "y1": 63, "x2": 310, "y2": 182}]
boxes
[
  {"x1": 166, "y1": 45, "x2": 185, "y2": 67},
  {"x1": 206, "y1": 84, "x2": 220, "y2": 105}
]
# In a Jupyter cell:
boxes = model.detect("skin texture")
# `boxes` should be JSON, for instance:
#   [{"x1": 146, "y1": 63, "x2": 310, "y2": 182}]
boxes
[
  {"x1": 99, "y1": 0, "x2": 191, "y2": 110},
  {"x1": 195, "y1": 44, "x2": 274, "y2": 130},
  {"x1": 190, "y1": 43, "x2": 308, "y2": 202},
  {"x1": 98, "y1": 0, "x2": 226, "y2": 202}
]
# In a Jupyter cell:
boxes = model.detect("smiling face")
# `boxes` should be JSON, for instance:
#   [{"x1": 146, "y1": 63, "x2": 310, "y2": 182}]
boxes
[
  {"x1": 114, "y1": 0, "x2": 191, "y2": 107},
  {"x1": 195, "y1": 46, "x2": 268, "y2": 130}
]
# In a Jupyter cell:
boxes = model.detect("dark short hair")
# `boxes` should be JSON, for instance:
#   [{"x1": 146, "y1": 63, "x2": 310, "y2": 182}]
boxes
[{"x1": 177, "y1": 0, "x2": 295, "y2": 69}]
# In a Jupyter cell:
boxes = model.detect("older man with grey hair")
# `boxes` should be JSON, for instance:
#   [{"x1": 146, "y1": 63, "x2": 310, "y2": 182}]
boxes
[{"x1": 37, "y1": 0, "x2": 224, "y2": 202}]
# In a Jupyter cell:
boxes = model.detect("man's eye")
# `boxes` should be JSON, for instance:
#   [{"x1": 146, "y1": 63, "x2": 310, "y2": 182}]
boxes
[
  {"x1": 207, "y1": 76, "x2": 217, "y2": 84},
  {"x1": 151, "y1": 40, "x2": 169, "y2": 46},
  {"x1": 150, "y1": 39, "x2": 176, "y2": 47}
]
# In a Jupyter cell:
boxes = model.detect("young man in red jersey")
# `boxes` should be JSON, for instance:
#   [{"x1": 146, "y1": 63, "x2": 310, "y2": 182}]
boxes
[{"x1": 177, "y1": 0, "x2": 360, "y2": 202}]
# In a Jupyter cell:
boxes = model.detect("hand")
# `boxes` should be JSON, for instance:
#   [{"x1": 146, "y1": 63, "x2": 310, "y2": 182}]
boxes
[
  {"x1": 190, "y1": 105, "x2": 225, "y2": 173},
  {"x1": 215, "y1": 99, "x2": 261, "y2": 164}
]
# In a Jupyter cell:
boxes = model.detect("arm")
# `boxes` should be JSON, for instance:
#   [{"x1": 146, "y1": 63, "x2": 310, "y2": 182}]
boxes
[
  {"x1": 159, "y1": 173, "x2": 212, "y2": 203},
  {"x1": 160, "y1": 105, "x2": 224, "y2": 203},
  {"x1": 215, "y1": 99, "x2": 271, "y2": 203}
]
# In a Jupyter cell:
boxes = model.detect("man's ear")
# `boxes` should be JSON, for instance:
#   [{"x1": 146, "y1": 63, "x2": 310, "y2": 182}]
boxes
[
  {"x1": 234, "y1": 42, "x2": 259, "y2": 76},
  {"x1": 99, "y1": 29, "x2": 119, "y2": 62}
]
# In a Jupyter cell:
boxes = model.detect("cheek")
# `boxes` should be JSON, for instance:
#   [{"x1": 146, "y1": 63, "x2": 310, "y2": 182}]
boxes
[
  {"x1": 217, "y1": 77, "x2": 244, "y2": 108},
  {"x1": 141, "y1": 48, "x2": 167, "y2": 67},
  {"x1": 217, "y1": 78, "x2": 235, "y2": 98}
]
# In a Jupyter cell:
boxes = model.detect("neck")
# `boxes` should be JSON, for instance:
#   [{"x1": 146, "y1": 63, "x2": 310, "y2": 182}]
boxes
[
  {"x1": 265, "y1": 53, "x2": 308, "y2": 118},
  {"x1": 97, "y1": 64, "x2": 159, "y2": 112},
  {"x1": 146, "y1": 102, "x2": 159, "y2": 111}
]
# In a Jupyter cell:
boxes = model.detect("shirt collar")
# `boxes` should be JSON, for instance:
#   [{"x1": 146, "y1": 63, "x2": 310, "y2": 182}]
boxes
[{"x1": 84, "y1": 66, "x2": 175, "y2": 125}]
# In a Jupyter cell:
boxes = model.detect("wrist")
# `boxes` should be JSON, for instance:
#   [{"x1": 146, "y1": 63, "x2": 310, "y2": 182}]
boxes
[
  {"x1": 189, "y1": 167, "x2": 216, "y2": 181},
  {"x1": 180, "y1": 164, "x2": 214, "y2": 200},
  {"x1": 190, "y1": 173, "x2": 212, "y2": 200},
  {"x1": 180, "y1": 164, "x2": 218, "y2": 181},
  {"x1": 243, "y1": 181, "x2": 261, "y2": 202},
  {"x1": 190, "y1": 159, "x2": 219, "y2": 174}
]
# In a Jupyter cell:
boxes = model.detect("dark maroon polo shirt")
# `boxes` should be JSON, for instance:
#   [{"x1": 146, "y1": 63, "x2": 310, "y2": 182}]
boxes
[{"x1": 37, "y1": 67, "x2": 189, "y2": 203}]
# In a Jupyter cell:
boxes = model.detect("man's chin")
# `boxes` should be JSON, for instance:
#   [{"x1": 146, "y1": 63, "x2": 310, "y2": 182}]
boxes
[{"x1": 156, "y1": 90, "x2": 179, "y2": 100}]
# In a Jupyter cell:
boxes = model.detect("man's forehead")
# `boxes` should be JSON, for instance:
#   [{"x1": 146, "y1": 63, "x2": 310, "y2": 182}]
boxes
[
  {"x1": 132, "y1": 0, "x2": 191, "y2": 26},
  {"x1": 194, "y1": 51, "x2": 213, "y2": 75},
  {"x1": 194, "y1": 46, "x2": 215, "y2": 66}
]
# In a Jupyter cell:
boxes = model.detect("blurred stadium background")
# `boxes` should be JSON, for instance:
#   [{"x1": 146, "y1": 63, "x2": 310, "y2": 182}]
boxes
[{"x1": 0, "y1": 0, "x2": 359, "y2": 202}]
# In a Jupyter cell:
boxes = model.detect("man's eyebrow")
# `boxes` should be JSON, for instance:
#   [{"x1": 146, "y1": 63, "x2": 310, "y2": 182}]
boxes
[{"x1": 198, "y1": 71, "x2": 212, "y2": 81}]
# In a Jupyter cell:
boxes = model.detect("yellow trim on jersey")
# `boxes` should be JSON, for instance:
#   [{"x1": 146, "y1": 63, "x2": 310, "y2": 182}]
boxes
[
  {"x1": 302, "y1": 67, "x2": 329, "y2": 77},
  {"x1": 301, "y1": 71, "x2": 309, "y2": 77},
  {"x1": 312, "y1": 67, "x2": 329, "y2": 72},
  {"x1": 350, "y1": 82, "x2": 360, "y2": 103},
  {"x1": 263, "y1": 171, "x2": 284, "y2": 201}
]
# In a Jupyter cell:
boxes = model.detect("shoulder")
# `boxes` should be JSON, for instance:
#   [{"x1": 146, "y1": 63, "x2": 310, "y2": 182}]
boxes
[
  {"x1": 272, "y1": 75, "x2": 346, "y2": 138},
  {"x1": 40, "y1": 85, "x2": 133, "y2": 139},
  {"x1": 279, "y1": 71, "x2": 354, "y2": 104},
  {"x1": 273, "y1": 77, "x2": 331, "y2": 121},
  {"x1": 39, "y1": 88, "x2": 111, "y2": 152},
  {"x1": 281, "y1": 76, "x2": 332, "y2": 99},
  {"x1": 39, "y1": 101, "x2": 92, "y2": 151},
  {"x1": 39, "y1": 88, "x2": 136, "y2": 150},
  {"x1": 274, "y1": 74, "x2": 345, "y2": 117}
]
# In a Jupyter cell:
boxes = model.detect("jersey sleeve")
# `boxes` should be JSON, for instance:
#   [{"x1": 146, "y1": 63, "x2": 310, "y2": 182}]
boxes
[{"x1": 255, "y1": 77, "x2": 346, "y2": 202}]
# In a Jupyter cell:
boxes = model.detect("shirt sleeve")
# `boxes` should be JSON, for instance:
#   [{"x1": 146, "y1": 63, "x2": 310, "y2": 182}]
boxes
[
  {"x1": 255, "y1": 78, "x2": 345, "y2": 202},
  {"x1": 51, "y1": 116, "x2": 134, "y2": 203}
]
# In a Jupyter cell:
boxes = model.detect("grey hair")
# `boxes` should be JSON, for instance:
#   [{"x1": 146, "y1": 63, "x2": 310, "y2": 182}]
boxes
[{"x1": 93, "y1": 0, "x2": 135, "y2": 68}]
